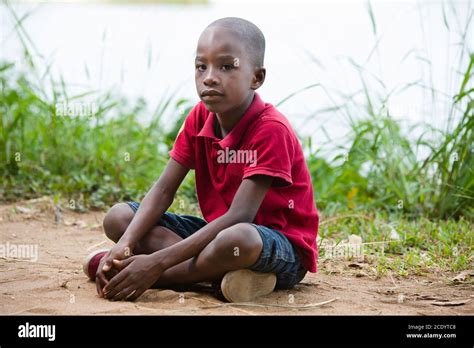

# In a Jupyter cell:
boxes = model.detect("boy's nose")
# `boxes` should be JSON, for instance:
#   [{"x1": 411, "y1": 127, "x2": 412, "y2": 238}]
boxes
[{"x1": 203, "y1": 67, "x2": 219, "y2": 86}]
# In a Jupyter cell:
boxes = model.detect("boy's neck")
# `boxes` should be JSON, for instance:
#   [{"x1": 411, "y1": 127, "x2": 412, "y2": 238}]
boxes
[{"x1": 215, "y1": 92, "x2": 255, "y2": 138}]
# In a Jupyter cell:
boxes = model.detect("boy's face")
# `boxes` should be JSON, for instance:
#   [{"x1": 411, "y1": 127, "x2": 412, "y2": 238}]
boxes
[{"x1": 195, "y1": 26, "x2": 265, "y2": 116}]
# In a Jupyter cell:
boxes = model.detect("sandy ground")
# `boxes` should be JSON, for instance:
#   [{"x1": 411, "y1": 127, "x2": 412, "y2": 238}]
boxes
[{"x1": 0, "y1": 198, "x2": 473, "y2": 316}]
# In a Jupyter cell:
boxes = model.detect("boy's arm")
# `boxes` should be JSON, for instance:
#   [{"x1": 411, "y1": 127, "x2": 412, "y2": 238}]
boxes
[
  {"x1": 119, "y1": 158, "x2": 189, "y2": 249},
  {"x1": 96, "y1": 158, "x2": 189, "y2": 296},
  {"x1": 157, "y1": 174, "x2": 273, "y2": 268},
  {"x1": 104, "y1": 174, "x2": 273, "y2": 300}
]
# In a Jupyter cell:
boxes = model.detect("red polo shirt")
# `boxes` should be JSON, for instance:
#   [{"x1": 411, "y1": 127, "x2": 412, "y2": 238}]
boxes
[{"x1": 169, "y1": 93, "x2": 319, "y2": 272}]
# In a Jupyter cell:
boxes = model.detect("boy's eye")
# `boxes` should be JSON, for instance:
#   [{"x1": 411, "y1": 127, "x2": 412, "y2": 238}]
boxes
[
  {"x1": 221, "y1": 64, "x2": 234, "y2": 71},
  {"x1": 196, "y1": 64, "x2": 206, "y2": 72}
]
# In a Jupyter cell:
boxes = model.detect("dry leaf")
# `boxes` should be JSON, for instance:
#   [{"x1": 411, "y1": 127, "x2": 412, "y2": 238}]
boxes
[
  {"x1": 431, "y1": 299, "x2": 471, "y2": 307},
  {"x1": 25, "y1": 196, "x2": 50, "y2": 204},
  {"x1": 64, "y1": 219, "x2": 74, "y2": 226},
  {"x1": 15, "y1": 206, "x2": 37, "y2": 214},
  {"x1": 389, "y1": 227, "x2": 401, "y2": 240},
  {"x1": 348, "y1": 234, "x2": 362, "y2": 244},
  {"x1": 74, "y1": 220, "x2": 87, "y2": 228},
  {"x1": 451, "y1": 270, "x2": 474, "y2": 283},
  {"x1": 416, "y1": 295, "x2": 446, "y2": 301},
  {"x1": 376, "y1": 288, "x2": 396, "y2": 295},
  {"x1": 63, "y1": 219, "x2": 87, "y2": 228},
  {"x1": 348, "y1": 263, "x2": 365, "y2": 269}
]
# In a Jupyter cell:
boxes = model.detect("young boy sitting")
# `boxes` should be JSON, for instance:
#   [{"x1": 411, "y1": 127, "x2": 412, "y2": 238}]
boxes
[{"x1": 83, "y1": 17, "x2": 319, "y2": 303}]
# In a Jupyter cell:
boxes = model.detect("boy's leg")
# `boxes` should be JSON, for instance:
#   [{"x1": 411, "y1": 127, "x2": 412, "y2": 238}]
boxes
[
  {"x1": 102, "y1": 203, "x2": 183, "y2": 253},
  {"x1": 100, "y1": 204, "x2": 264, "y2": 292},
  {"x1": 154, "y1": 222, "x2": 263, "y2": 286},
  {"x1": 101, "y1": 203, "x2": 304, "y2": 289},
  {"x1": 155, "y1": 223, "x2": 306, "y2": 291}
]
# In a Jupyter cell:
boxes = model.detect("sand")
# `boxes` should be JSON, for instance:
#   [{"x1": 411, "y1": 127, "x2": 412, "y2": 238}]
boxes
[{"x1": 0, "y1": 197, "x2": 472, "y2": 316}]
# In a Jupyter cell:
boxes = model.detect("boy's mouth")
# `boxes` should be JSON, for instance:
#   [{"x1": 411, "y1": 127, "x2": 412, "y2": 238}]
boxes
[{"x1": 201, "y1": 89, "x2": 224, "y2": 101}]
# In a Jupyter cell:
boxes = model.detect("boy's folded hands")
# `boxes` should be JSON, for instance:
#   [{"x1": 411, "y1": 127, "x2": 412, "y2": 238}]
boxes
[
  {"x1": 95, "y1": 241, "x2": 133, "y2": 298},
  {"x1": 102, "y1": 254, "x2": 165, "y2": 302}
]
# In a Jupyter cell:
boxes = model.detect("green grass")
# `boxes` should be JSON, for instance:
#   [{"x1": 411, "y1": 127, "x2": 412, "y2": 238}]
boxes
[
  {"x1": 0, "y1": 59, "x2": 198, "y2": 209},
  {"x1": 301, "y1": 3, "x2": 473, "y2": 220},
  {"x1": 305, "y1": 79, "x2": 474, "y2": 220},
  {"x1": 318, "y1": 212, "x2": 473, "y2": 276}
]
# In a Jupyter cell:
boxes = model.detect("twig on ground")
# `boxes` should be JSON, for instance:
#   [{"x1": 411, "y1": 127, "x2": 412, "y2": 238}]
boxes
[
  {"x1": 431, "y1": 299, "x2": 471, "y2": 307},
  {"x1": 389, "y1": 272, "x2": 398, "y2": 288},
  {"x1": 194, "y1": 297, "x2": 338, "y2": 310},
  {"x1": 186, "y1": 295, "x2": 257, "y2": 315},
  {"x1": 0, "y1": 277, "x2": 31, "y2": 284},
  {"x1": 0, "y1": 257, "x2": 50, "y2": 266},
  {"x1": 133, "y1": 298, "x2": 338, "y2": 313}
]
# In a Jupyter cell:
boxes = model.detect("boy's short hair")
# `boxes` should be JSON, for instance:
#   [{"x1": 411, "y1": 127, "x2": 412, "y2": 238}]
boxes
[{"x1": 207, "y1": 17, "x2": 266, "y2": 68}]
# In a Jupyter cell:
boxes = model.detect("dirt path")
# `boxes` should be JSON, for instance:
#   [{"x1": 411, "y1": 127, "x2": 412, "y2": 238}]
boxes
[{"x1": 0, "y1": 198, "x2": 472, "y2": 315}]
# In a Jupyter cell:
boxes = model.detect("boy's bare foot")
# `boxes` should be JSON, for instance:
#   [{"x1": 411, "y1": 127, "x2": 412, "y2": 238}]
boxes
[
  {"x1": 220, "y1": 269, "x2": 276, "y2": 303},
  {"x1": 82, "y1": 249, "x2": 110, "y2": 281}
]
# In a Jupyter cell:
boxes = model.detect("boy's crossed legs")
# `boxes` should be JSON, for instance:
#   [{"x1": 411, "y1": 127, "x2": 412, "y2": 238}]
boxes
[
  {"x1": 102, "y1": 203, "x2": 263, "y2": 287},
  {"x1": 88, "y1": 202, "x2": 307, "y2": 301}
]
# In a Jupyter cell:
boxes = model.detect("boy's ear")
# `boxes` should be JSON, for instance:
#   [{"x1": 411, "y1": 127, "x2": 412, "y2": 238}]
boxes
[{"x1": 251, "y1": 67, "x2": 266, "y2": 90}]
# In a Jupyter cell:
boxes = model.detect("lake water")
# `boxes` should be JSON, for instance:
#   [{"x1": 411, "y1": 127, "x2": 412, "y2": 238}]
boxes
[{"x1": 1, "y1": 0, "x2": 472, "y2": 153}]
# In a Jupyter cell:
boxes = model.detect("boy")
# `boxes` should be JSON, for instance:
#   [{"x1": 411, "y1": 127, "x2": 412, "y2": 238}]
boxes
[{"x1": 83, "y1": 17, "x2": 319, "y2": 303}]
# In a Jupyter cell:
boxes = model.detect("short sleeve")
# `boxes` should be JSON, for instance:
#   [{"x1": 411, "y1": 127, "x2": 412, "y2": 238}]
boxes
[
  {"x1": 242, "y1": 121, "x2": 294, "y2": 187},
  {"x1": 168, "y1": 105, "x2": 199, "y2": 169}
]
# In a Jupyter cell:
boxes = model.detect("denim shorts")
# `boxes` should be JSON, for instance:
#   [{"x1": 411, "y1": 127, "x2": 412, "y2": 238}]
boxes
[{"x1": 126, "y1": 201, "x2": 307, "y2": 289}]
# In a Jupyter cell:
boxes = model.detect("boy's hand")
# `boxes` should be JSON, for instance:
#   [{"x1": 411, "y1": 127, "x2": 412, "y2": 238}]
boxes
[
  {"x1": 95, "y1": 241, "x2": 133, "y2": 297},
  {"x1": 103, "y1": 254, "x2": 164, "y2": 301}
]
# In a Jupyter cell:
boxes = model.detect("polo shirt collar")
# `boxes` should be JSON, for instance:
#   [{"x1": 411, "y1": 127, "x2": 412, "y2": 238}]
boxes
[{"x1": 197, "y1": 92, "x2": 265, "y2": 149}]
